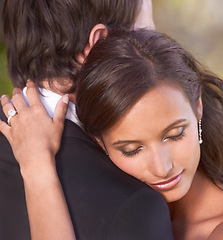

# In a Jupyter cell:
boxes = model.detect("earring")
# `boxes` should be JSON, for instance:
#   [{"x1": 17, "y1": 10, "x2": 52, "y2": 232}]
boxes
[
  {"x1": 199, "y1": 120, "x2": 203, "y2": 144},
  {"x1": 105, "y1": 151, "x2": 109, "y2": 156}
]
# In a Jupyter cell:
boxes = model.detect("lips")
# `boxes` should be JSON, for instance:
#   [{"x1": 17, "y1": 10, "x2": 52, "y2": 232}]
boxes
[{"x1": 149, "y1": 172, "x2": 183, "y2": 191}]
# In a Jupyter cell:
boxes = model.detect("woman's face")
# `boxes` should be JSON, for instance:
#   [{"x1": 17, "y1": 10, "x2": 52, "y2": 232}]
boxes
[{"x1": 100, "y1": 83, "x2": 202, "y2": 202}]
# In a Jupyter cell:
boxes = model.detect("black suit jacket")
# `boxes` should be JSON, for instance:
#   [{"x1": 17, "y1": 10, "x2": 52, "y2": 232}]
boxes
[{"x1": 0, "y1": 106, "x2": 173, "y2": 240}]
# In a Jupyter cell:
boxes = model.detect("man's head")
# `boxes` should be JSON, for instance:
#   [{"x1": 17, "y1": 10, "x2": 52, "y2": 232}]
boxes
[{"x1": 3, "y1": 0, "x2": 154, "y2": 93}]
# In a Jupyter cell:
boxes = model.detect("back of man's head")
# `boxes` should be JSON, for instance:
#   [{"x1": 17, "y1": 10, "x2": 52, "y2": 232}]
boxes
[{"x1": 3, "y1": 0, "x2": 141, "y2": 91}]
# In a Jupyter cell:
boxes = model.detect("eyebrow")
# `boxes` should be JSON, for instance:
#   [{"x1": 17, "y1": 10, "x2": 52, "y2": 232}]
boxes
[{"x1": 112, "y1": 118, "x2": 187, "y2": 146}]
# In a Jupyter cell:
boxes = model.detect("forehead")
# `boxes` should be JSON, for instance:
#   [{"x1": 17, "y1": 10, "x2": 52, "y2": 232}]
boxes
[
  {"x1": 103, "y1": 83, "x2": 194, "y2": 139},
  {"x1": 134, "y1": 0, "x2": 155, "y2": 30}
]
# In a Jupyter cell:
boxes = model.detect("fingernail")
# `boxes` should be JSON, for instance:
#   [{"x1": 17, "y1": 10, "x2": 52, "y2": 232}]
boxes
[
  {"x1": 12, "y1": 88, "x2": 22, "y2": 95},
  {"x1": 0, "y1": 95, "x2": 6, "y2": 100},
  {"x1": 62, "y1": 94, "x2": 69, "y2": 104},
  {"x1": 26, "y1": 79, "x2": 34, "y2": 86}
]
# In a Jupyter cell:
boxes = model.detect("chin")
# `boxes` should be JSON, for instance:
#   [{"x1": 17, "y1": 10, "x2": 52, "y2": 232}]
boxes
[
  {"x1": 160, "y1": 184, "x2": 191, "y2": 203},
  {"x1": 163, "y1": 193, "x2": 183, "y2": 203}
]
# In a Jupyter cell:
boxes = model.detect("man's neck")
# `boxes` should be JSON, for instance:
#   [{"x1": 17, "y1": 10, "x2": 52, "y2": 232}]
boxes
[
  {"x1": 41, "y1": 79, "x2": 76, "y2": 103},
  {"x1": 22, "y1": 86, "x2": 79, "y2": 125}
]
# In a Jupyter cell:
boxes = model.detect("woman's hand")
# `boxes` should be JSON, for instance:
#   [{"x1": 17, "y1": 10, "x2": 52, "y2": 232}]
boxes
[
  {"x1": 0, "y1": 81, "x2": 69, "y2": 176},
  {"x1": 0, "y1": 81, "x2": 76, "y2": 240}
]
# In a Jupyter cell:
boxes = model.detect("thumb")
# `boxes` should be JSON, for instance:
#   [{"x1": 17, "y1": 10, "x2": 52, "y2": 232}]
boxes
[{"x1": 53, "y1": 94, "x2": 69, "y2": 127}]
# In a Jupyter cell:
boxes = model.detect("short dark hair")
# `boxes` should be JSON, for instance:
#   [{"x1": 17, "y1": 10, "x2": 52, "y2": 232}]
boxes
[
  {"x1": 76, "y1": 29, "x2": 223, "y2": 184},
  {"x1": 3, "y1": 0, "x2": 141, "y2": 90}
]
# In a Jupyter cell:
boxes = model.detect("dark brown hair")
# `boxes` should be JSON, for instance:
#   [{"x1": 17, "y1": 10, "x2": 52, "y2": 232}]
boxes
[
  {"x1": 2, "y1": 0, "x2": 141, "y2": 91},
  {"x1": 76, "y1": 29, "x2": 223, "y2": 183}
]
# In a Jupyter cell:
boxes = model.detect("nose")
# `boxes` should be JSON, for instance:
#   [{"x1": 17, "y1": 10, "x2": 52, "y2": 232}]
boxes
[{"x1": 148, "y1": 145, "x2": 173, "y2": 178}]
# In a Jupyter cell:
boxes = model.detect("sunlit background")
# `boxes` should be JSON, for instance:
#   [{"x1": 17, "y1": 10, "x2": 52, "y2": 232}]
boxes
[
  {"x1": 0, "y1": 0, "x2": 223, "y2": 96},
  {"x1": 153, "y1": 0, "x2": 223, "y2": 78}
]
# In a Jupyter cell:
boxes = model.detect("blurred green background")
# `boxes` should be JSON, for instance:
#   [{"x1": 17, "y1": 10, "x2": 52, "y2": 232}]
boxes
[{"x1": 0, "y1": 0, "x2": 223, "y2": 96}]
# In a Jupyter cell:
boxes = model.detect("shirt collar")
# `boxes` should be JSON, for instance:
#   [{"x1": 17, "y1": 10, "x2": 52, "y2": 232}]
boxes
[{"x1": 22, "y1": 87, "x2": 80, "y2": 125}]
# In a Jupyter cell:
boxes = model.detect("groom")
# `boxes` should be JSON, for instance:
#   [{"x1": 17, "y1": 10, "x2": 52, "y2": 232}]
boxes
[{"x1": 0, "y1": 0, "x2": 173, "y2": 239}]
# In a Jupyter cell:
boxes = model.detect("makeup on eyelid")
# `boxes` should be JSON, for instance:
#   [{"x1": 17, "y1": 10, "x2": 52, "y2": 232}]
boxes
[
  {"x1": 100, "y1": 84, "x2": 201, "y2": 202},
  {"x1": 116, "y1": 126, "x2": 186, "y2": 158}
]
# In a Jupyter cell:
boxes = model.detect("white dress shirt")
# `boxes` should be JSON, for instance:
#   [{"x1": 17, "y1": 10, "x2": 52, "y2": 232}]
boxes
[{"x1": 22, "y1": 87, "x2": 80, "y2": 125}]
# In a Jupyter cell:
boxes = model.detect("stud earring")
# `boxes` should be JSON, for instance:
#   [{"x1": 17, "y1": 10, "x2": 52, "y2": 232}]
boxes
[
  {"x1": 199, "y1": 119, "x2": 203, "y2": 144},
  {"x1": 105, "y1": 151, "x2": 109, "y2": 156}
]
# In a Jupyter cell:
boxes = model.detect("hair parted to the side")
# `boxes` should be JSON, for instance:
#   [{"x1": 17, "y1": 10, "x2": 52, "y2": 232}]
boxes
[
  {"x1": 76, "y1": 29, "x2": 223, "y2": 184},
  {"x1": 3, "y1": 0, "x2": 141, "y2": 91}
]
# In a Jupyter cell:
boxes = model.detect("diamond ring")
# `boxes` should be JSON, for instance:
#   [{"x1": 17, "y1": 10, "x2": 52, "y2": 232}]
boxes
[{"x1": 7, "y1": 109, "x2": 18, "y2": 126}]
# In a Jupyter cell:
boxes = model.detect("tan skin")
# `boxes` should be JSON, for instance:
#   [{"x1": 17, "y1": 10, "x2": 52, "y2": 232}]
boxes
[
  {"x1": 98, "y1": 84, "x2": 202, "y2": 203},
  {"x1": 1, "y1": 80, "x2": 223, "y2": 240},
  {"x1": 2, "y1": 1, "x2": 223, "y2": 238},
  {"x1": 170, "y1": 171, "x2": 223, "y2": 240},
  {"x1": 0, "y1": 85, "x2": 76, "y2": 240},
  {"x1": 0, "y1": 1, "x2": 156, "y2": 239},
  {"x1": 96, "y1": 83, "x2": 223, "y2": 240}
]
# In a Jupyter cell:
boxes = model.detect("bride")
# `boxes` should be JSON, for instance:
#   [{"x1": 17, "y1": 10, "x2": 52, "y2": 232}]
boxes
[{"x1": 1, "y1": 29, "x2": 223, "y2": 239}]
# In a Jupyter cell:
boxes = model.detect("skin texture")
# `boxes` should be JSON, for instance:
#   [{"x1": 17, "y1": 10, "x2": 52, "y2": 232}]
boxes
[
  {"x1": 133, "y1": 0, "x2": 155, "y2": 30},
  {"x1": 98, "y1": 82, "x2": 223, "y2": 239},
  {"x1": 0, "y1": 1, "x2": 156, "y2": 239},
  {"x1": 2, "y1": 80, "x2": 223, "y2": 239},
  {"x1": 100, "y1": 83, "x2": 202, "y2": 203},
  {"x1": 3, "y1": 2, "x2": 223, "y2": 239},
  {"x1": 0, "y1": 83, "x2": 75, "y2": 240}
]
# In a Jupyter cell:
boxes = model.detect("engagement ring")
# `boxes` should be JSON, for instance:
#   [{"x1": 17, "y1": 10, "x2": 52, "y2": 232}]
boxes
[{"x1": 7, "y1": 109, "x2": 17, "y2": 126}]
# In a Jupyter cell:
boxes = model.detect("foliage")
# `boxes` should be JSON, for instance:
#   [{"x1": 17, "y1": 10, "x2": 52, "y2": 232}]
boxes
[{"x1": 0, "y1": 43, "x2": 13, "y2": 96}]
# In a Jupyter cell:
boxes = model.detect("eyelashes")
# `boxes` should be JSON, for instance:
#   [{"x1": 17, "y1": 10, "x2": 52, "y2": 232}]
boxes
[
  {"x1": 121, "y1": 127, "x2": 186, "y2": 158},
  {"x1": 165, "y1": 127, "x2": 185, "y2": 142},
  {"x1": 121, "y1": 146, "x2": 144, "y2": 158}
]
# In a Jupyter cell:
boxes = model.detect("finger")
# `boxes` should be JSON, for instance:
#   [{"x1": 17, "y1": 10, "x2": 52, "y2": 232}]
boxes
[
  {"x1": 1, "y1": 94, "x2": 11, "y2": 109},
  {"x1": 0, "y1": 95, "x2": 18, "y2": 126},
  {"x1": 0, "y1": 118, "x2": 12, "y2": 142},
  {"x1": 11, "y1": 88, "x2": 28, "y2": 112},
  {"x1": 1, "y1": 95, "x2": 16, "y2": 117},
  {"x1": 26, "y1": 80, "x2": 44, "y2": 107},
  {"x1": 53, "y1": 95, "x2": 69, "y2": 128}
]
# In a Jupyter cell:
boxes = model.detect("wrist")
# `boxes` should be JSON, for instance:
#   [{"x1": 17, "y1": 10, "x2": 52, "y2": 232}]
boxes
[
  {"x1": 20, "y1": 151, "x2": 57, "y2": 184},
  {"x1": 22, "y1": 165, "x2": 60, "y2": 197}
]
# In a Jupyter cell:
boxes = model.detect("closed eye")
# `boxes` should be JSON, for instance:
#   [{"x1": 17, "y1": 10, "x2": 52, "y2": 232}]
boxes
[
  {"x1": 164, "y1": 127, "x2": 186, "y2": 142},
  {"x1": 121, "y1": 145, "x2": 144, "y2": 157}
]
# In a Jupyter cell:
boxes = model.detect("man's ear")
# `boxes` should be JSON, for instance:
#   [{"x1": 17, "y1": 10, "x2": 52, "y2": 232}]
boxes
[
  {"x1": 196, "y1": 96, "x2": 203, "y2": 121},
  {"x1": 76, "y1": 24, "x2": 108, "y2": 64},
  {"x1": 89, "y1": 23, "x2": 108, "y2": 48}
]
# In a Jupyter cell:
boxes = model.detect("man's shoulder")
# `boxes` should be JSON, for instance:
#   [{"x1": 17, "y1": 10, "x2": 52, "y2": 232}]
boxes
[
  {"x1": 107, "y1": 188, "x2": 173, "y2": 240},
  {"x1": 62, "y1": 119, "x2": 93, "y2": 142},
  {"x1": 0, "y1": 104, "x2": 7, "y2": 122},
  {"x1": 58, "y1": 120, "x2": 144, "y2": 190},
  {"x1": 57, "y1": 120, "x2": 157, "y2": 221},
  {"x1": 0, "y1": 105, "x2": 31, "y2": 240},
  {"x1": 0, "y1": 104, "x2": 17, "y2": 164},
  {"x1": 59, "y1": 119, "x2": 101, "y2": 161}
]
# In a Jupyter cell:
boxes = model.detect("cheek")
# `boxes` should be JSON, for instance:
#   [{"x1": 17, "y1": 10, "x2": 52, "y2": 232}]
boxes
[
  {"x1": 187, "y1": 126, "x2": 200, "y2": 163},
  {"x1": 108, "y1": 152, "x2": 142, "y2": 179},
  {"x1": 172, "y1": 126, "x2": 200, "y2": 169}
]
